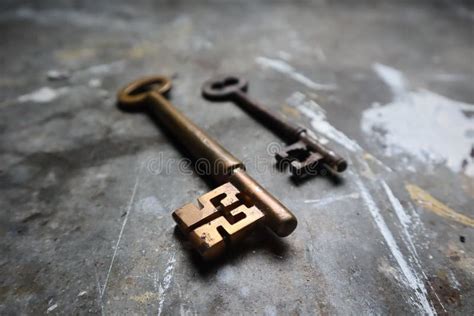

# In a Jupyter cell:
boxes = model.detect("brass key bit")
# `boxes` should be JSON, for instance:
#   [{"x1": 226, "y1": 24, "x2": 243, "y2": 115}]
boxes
[
  {"x1": 117, "y1": 76, "x2": 297, "y2": 260},
  {"x1": 202, "y1": 75, "x2": 348, "y2": 178},
  {"x1": 173, "y1": 182, "x2": 264, "y2": 259}
]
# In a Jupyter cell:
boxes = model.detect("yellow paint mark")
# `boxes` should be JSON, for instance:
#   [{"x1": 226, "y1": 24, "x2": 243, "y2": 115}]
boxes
[
  {"x1": 358, "y1": 153, "x2": 376, "y2": 180},
  {"x1": 406, "y1": 184, "x2": 474, "y2": 227},
  {"x1": 56, "y1": 48, "x2": 96, "y2": 62},
  {"x1": 281, "y1": 104, "x2": 300, "y2": 118},
  {"x1": 0, "y1": 77, "x2": 23, "y2": 87},
  {"x1": 128, "y1": 42, "x2": 157, "y2": 59},
  {"x1": 130, "y1": 291, "x2": 158, "y2": 304},
  {"x1": 363, "y1": 152, "x2": 376, "y2": 162}
]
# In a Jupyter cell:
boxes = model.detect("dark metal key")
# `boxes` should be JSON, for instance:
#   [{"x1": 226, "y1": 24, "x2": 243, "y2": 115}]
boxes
[{"x1": 202, "y1": 75, "x2": 348, "y2": 177}]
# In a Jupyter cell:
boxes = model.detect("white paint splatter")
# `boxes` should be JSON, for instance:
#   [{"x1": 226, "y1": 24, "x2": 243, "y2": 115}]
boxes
[
  {"x1": 287, "y1": 92, "x2": 361, "y2": 152},
  {"x1": 93, "y1": 264, "x2": 104, "y2": 315},
  {"x1": 18, "y1": 87, "x2": 69, "y2": 103},
  {"x1": 239, "y1": 286, "x2": 250, "y2": 297},
  {"x1": 88, "y1": 78, "x2": 102, "y2": 88},
  {"x1": 315, "y1": 47, "x2": 327, "y2": 62},
  {"x1": 264, "y1": 305, "x2": 277, "y2": 316},
  {"x1": 304, "y1": 192, "x2": 359, "y2": 206},
  {"x1": 447, "y1": 270, "x2": 461, "y2": 290},
  {"x1": 363, "y1": 63, "x2": 474, "y2": 177},
  {"x1": 157, "y1": 252, "x2": 177, "y2": 316},
  {"x1": 277, "y1": 50, "x2": 292, "y2": 61},
  {"x1": 353, "y1": 174, "x2": 436, "y2": 315},
  {"x1": 82, "y1": 60, "x2": 125, "y2": 75},
  {"x1": 288, "y1": 91, "x2": 392, "y2": 172},
  {"x1": 101, "y1": 172, "x2": 141, "y2": 299},
  {"x1": 216, "y1": 265, "x2": 235, "y2": 284},
  {"x1": 430, "y1": 73, "x2": 469, "y2": 83},
  {"x1": 78, "y1": 290, "x2": 87, "y2": 297},
  {"x1": 47, "y1": 303, "x2": 58, "y2": 313},
  {"x1": 256, "y1": 57, "x2": 337, "y2": 90},
  {"x1": 192, "y1": 36, "x2": 213, "y2": 50},
  {"x1": 139, "y1": 196, "x2": 166, "y2": 214},
  {"x1": 372, "y1": 63, "x2": 408, "y2": 98},
  {"x1": 381, "y1": 180, "x2": 446, "y2": 313},
  {"x1": 381, "y1": 181, "x2": 412, "y2": 230}
]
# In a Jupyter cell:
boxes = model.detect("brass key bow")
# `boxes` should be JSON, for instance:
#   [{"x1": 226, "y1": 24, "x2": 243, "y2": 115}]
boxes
[
  {"x1": 202, "y1": 75, "x2": 348, "y2": 177},
  {"x1": 117, "y1": 76, "x2": 297, "y2": 260}
]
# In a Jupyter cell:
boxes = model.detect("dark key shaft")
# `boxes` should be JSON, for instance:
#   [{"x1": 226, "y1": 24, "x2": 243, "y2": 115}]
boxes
[{"x1": 202, "y1": 76, "x2": 347, "y2": 173}]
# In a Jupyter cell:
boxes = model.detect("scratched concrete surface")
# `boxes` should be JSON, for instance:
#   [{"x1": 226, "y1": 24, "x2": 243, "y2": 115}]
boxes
[{"x1": 1, "y1": 0, "x2": 473, "y2": 315}]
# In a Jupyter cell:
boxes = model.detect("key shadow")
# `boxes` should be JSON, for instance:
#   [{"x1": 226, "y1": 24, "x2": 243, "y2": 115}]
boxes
[
  {"x1": 291, "y1": 167, "x2": 345, "y2": 187},
  {"x1": 172, "y1": 224, "x2": 290, "y2": 277}
]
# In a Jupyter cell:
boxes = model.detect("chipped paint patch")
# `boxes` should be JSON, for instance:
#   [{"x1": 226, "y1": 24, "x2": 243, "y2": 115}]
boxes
[
  {"x1": 256, "y1": 57, "x2": 337, "y2": 91},
  {"x1": 18, "y1": 87, "x2": 69, "y2": 103},
  {"x1": 406, "y1": 184, "x2": 474, "y2": 227},
  {"x1": 362, "y1": 63, "x2": 474, "y2": 177}
]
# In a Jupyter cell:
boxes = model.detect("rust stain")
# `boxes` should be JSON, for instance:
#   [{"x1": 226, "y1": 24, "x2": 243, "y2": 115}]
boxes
[
  {"x1": 426, "y1": 270, "x2": 462, "y2": 310},
  {"x1": 406, "y1": 184, "x2": 474, "y2": 227},
  {"x1": 445, "y1": 244, "x2": 474, "y2": 274}
]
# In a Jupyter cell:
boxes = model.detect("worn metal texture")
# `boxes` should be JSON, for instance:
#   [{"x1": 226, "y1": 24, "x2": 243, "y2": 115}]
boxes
[{"x1": 0, "y1": 0, "x2": 473, "y2": 315}]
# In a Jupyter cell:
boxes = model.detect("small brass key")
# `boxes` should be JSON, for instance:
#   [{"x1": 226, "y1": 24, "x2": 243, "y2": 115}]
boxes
[
  {"x1": 117, "y1": 76, "x2": 297, "y2": 260},
  {"x1": 202, "y1": 75, "x2": 348, "y2": 177}
]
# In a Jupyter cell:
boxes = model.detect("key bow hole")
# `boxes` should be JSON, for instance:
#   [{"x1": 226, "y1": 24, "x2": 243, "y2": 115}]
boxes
[{"x1": 211, "y1": 77, "x2": 239, "y2": 90}]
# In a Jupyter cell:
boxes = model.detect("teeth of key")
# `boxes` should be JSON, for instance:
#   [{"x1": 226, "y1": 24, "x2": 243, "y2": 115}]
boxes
[
  {"x1": 117, "y1": 75, "x2": 297, "y2": 260},
  {"x1": 173, "y1": 182, "x2": 264, "y2": 260},
  {"x1": 275, "y1": 141, "x2": 325, "y2": 177}
]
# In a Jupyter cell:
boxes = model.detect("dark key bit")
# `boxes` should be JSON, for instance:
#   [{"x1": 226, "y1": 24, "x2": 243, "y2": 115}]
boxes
[{"x1": 202, "y1": 75, "x2": 347, "y2": 178}]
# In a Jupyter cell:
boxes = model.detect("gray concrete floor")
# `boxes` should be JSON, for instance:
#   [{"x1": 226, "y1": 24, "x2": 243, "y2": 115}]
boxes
[{"x1": 1, "y1": 1, "x2": 473, "y2": 315}]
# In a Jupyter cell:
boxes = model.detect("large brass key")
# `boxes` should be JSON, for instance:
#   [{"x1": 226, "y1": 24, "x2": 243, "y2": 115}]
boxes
[
  {"x1": 117, "y1": 76, "x2": 297, "y2": 260},
  {"x1": 202, "y1": 75, "x2": 348, "y2": 177}
]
